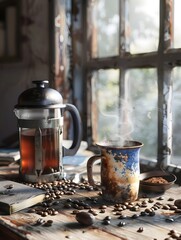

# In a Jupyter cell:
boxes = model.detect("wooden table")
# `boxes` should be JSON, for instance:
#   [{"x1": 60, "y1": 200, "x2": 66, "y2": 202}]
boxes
[{"x1": 0, "y1": 164, "x2": 181, "y2": 240}]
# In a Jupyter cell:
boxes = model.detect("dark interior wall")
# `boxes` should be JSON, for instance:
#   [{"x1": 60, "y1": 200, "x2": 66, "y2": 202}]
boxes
[{"x1": 0, "y1": 0, "x2": 49, "y2": 147}]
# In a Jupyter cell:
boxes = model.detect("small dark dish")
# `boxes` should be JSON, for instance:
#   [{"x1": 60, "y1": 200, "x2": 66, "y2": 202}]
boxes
[{"x1": 139, "y1": 170, "x2": 177, "y2": 193}]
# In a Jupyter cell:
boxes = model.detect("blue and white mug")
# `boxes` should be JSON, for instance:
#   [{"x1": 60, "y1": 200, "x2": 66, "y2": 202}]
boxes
[{"x1": 87, "y1": 140, "x2": 143, "y2": 203}]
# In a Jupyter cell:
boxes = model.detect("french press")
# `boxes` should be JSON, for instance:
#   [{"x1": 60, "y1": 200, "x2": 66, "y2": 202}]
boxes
[{"x1": 14, "y1": 80, "x2": 82, "y2": 183}]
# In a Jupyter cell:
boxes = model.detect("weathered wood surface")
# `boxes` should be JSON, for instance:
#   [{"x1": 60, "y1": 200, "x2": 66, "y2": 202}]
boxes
[
  {"x1": 0, "y1": 184, "x2": 181, "y2": 240},
  {"x1": 0, "y1": 165, "x2": 181, "y2": 240}
]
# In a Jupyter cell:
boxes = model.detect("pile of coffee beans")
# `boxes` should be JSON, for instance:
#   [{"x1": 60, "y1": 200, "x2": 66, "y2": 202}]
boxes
[{"x1": 26, "y1": 179, "x2": 96, "y2": 202}]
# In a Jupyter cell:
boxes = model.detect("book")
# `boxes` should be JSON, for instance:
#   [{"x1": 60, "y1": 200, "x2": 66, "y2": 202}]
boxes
[
  {"x1": 0, "y1": 149, "x2": 20, "y2": 165},
  {"x1": 0, "y1": 180, "x2": 45, "y2": 214}
]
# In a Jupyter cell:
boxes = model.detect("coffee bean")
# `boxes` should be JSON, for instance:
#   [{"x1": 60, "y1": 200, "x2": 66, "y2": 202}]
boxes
[
  {"x1": 114, "y1": 207, "x2": 123, "y2": 211},
  {"x1": 41, "y1": 211, "x2": 48, "y2": 217},
  {"x1": 141, "y1": 203, "x2": 148, "y2": 208},
  {"x1": 77, "y1": 206, "x2": 84, "y2": 210},
  {"x1": 157, "y1": 196, "x2": 164, "y2": 200},
  {"x1": 122, "y1": 205, "x2": 127, "y2": 210},
  {"x1": 114, "y1": 204, "x2": 120, "y2": 208},
  {"x1": 64, "y1": 203, "x2": 72, "y2": 209},
  {"x1": 155, "y1": 202, "x2": 162, "y2": 206},
  {"x1": 149, "y1": 211, "x2": 155, "y2": 216},
  {"x1": 135, "y1": 203, "x2": 141, "y2": 207},
  {"x1": 124, "y1": 202, "x2": 129, "y2": 206},
  {"x1": 43, "y1": 221, "x2": 52, "y2": 227},
  {"x1": 65, "y1": 235, "x2": 72, "y2": 239},
  {"x1": 72, "y1": 210, "x2": 79, "y2": 215},
  {"x1": 175, "y1": 209, "x2": 181, "y2": 213},
  {"x1": 76, "y1": 212, "x2": 95, "y2": 226},
  {"x1": 171, "y1": 232, "x2": 180, "y2": 238},
  {"x1": 104, "y1": 216, "x2": 111, "y2": 221},
  {"x1": 169, "y1": 229, "x2": 177, "y2": 234},
  {"x1": 153, "y1": 203, "x2": 162, "y2": 210},
  {"x1": 87, "y1": 186, "x2": 94, "y2": 191},
  {"x1": 127, "y1": 204, "x2": 134, "y2": 209},
  {"x1": 36, "y1": 210, "x2": 43, "y2": 215},
  {"x1": 152, "y1": 206, "x2": 158, "y2": 211},
  {"x1": 118, "y1": 221, "x2": 126, "y2": 227},
  {"x1": 102, "y1": 219, "x2": 110, "y2": 225},
  {"x1": 36, "y1": 218, "x2": 45, "y2": 225},
  {"x1": 28, "y1": 208, "x2": 36, "y2": 213},
  {"x1": 174, "y1": 199, "x2": 181, "y2": 209},
  {"x1": 168, "y1": 229, "x2": 181, "y2": 239},
  {"x1": 99, "y1": 205, "x2": 107, "y2": 209},
  {"x1": 115, "y1": 211, "x2": 123, "y2": 215},
  {"x1": 162, "y1": 205, "x2": 170, "y2": 210},
  {"x1": 118, "y1": 214, "x2": 127, "y2": 219},
  {"x1": 88, "y1": 209, "x2": 98, "y2": 216},
  {"x1": 140, "y1": 211, "x2": 147, "y2": 216},
  {"x1": 168, "y1": 197, "x2": 174, "y2": 201},
  {"x1": 168, "y1": 205, "x2": 177, "y2": 210},
  {"x1": 100, "y1": 209, "x2": 105, "y2": 213},
  {"x1": 47, "y1": 219, "x2": 53, "y2": 224},
  {"x1": 52, "y1": 210, "x2": 58, "y2": 215},
  {"x1": 145, "y1": 208, "x2": 151, "y2": 213},
  {"x1": 137, "y1": 227, "x2": 144, "y2": 233},
  {"x1": 82, "y1": 202, "x2": 90, "y2": 208},
  {"x1": 131, "y1": 214, "x2": 139, "y2": 219},
  {"x1": 130, "y1": 206, "x2": 140, "y2": 211},
  {"x1": 165, "y1": 217, "x2": 175, "y2": 223}
]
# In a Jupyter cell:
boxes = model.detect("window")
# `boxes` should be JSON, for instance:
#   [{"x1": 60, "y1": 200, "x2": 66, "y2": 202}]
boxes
[
  {"x1": 71, "y1": 0, "x2": 181, "y2": 169},
  {"x1": 85, "y1": 0, "x2": 181, "y2": 168}
]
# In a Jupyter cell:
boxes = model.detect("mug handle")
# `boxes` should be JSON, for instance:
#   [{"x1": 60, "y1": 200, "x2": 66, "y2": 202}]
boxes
[
  {"x1": 63, "y1": 104, "x2": 82, "y2": 156},
  {"x1": 87, "y1": 155, "x2": 101, "y2": 186}
]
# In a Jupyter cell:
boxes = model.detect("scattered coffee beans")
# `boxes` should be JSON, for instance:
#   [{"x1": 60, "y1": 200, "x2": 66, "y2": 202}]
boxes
[{"x1": 21, "y1": 178, "x2": 181, "y2": 238}]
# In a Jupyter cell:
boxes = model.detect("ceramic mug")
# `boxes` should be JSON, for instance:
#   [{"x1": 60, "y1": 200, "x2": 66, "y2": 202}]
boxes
[{"x1": 87, "y1": 140, "x2": 143, "y2": 203}]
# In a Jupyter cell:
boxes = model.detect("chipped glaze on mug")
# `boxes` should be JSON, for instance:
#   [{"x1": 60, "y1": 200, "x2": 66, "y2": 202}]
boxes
[{"x1": 87, "y1": 141, "x2": 143, "y2": 203}]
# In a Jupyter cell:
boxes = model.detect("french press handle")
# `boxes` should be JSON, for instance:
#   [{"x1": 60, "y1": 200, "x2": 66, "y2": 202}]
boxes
[{"x1": 63, "y1": 104, "x2": 82, "y2": 156}]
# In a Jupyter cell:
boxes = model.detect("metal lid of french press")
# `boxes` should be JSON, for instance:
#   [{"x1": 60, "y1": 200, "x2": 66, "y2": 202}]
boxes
[{"x1": 15, "y1": 80, "x2": 64, "y2": 109}]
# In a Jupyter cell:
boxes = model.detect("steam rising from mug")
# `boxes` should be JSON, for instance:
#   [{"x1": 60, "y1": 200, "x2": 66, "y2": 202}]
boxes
[{"x1": 99, "y1": 99, "x2": 134, "y2": 146}]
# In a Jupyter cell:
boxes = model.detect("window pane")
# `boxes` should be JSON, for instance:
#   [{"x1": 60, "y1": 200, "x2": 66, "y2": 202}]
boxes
[
  {"x1": 91, "y1": 69, "x2": 119, "y2": 142},
  {"x1": 173, "y1": 0, "x2": 181, "y2": 48},
  {"x1": 128, "y1": 0, "x2": 159, "y2": 54},
  {"x1": 126, "y1": 69, "x2": 158, "y2": 159},
  {"x1": 172, "y1": 67, "x2": 181, "y2": 165},
  {"x1": 88, "y1": 0, "x2": 119, "y2": 58}
]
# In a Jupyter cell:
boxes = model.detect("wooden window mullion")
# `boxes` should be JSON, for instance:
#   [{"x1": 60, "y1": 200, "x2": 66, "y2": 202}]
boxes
[{"x1": 157, "y1": 0, "x2": 173, "y2": 167}]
